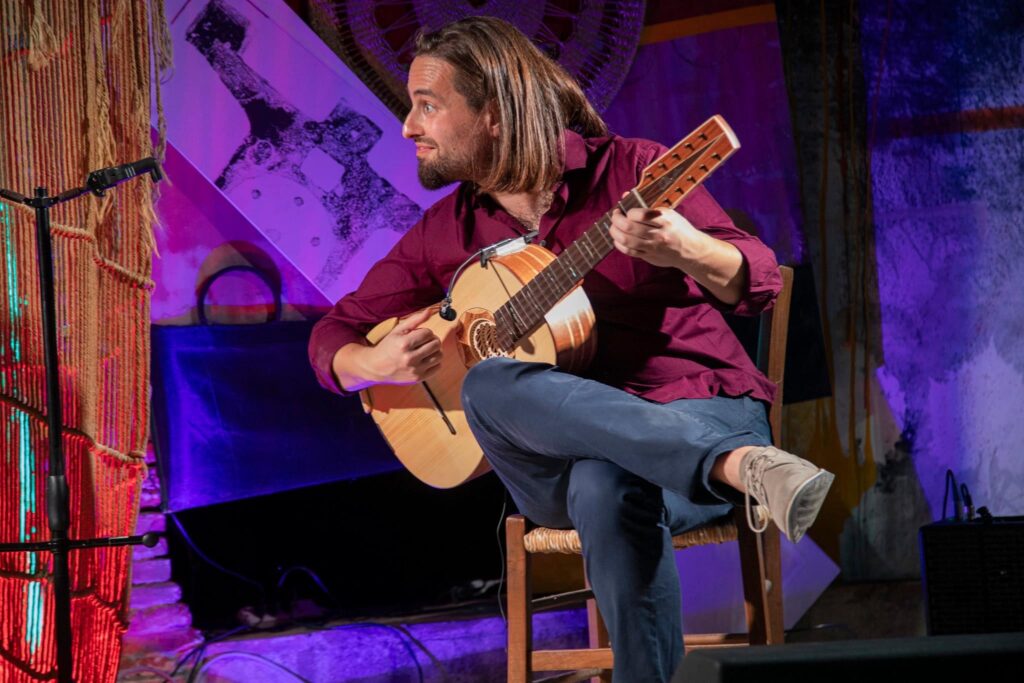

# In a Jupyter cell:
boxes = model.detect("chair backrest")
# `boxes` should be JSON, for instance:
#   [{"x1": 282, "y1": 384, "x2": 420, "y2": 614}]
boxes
[{"x1": 757, "y1": 265, "x2": 794, "y2": 446}]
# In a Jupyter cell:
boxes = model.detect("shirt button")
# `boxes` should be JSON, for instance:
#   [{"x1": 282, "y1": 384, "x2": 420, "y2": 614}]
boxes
[{"x1": 539, "y1": 239, "x2": 547, "y2": 247}]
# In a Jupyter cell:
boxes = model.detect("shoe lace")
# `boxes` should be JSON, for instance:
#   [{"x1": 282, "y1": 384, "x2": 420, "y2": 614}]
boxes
[{"x1": 743, "y1": 448, "x2": 775, "y2": 534}]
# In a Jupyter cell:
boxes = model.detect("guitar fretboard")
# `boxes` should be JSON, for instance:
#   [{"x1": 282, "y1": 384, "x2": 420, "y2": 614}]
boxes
[{"x1": 493, "y1": 191, "x2": 648, "y2": 350}]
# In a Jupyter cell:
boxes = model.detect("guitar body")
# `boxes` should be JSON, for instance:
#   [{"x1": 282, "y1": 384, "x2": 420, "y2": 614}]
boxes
[{"x1": 360, "y1": 244, "x2": 597, "y2": 488}]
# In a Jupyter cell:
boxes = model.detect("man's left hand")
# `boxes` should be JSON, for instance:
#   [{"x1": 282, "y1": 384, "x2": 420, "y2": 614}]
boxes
[{"x1": 609, "y1": 206, "x2": 704, "y2": 269}]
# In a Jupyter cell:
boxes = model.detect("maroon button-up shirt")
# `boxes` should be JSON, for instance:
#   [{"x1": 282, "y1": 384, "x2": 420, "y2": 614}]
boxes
[{"x1": 309, "y1": 130, "x2": 782, "y2": 404}]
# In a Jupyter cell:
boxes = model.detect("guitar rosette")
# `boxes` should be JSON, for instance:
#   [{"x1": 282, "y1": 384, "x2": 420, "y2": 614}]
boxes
[{"x1": 454, "y1": 308, "x2": 511, "y2": 368}]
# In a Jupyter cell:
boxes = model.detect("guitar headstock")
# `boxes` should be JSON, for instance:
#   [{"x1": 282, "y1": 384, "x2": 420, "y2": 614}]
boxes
[{"x1": 635, "y1": 115, "x2": 740, "y2": 210}]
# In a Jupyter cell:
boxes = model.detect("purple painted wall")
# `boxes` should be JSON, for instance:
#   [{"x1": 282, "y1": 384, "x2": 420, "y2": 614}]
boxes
[
  {"x1": 864, "y1": 1, "x2": 1024, "y2": 526},
  {"x1": 604, "y1": 21, "x2": 805, "y2": 266},
  {"x1": 774, "y1": 0, "x2": 1024, "y2": 579}
]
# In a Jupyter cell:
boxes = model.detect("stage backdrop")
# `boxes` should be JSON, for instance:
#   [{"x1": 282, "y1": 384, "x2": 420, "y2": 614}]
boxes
[
  {"x1": 0, "y1": 1, "x2": 167, "y2": 681},
  {"x1": 777, "y1": 0, "x2": 1024, "y2": 579},
  {"x1": 863, "y1": 1, "x2": 1024, "y2": 569},
  {"x1": 153, "y1": 0, "x2": 837, "y2": 633}
]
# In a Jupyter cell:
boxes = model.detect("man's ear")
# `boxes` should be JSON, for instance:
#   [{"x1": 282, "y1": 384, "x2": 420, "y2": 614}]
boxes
[{"x1": 485, "y1": 101, "x2": 501, "y2": 138}]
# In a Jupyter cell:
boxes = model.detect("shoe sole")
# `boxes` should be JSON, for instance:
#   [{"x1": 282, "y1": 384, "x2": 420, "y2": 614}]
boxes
[{"x1": 784, "y1": 470, "x2": 835, "y2": 543}]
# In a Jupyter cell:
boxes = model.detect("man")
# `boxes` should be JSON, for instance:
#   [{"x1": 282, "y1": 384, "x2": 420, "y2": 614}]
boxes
[{"x1": 309, "y1": 16, "x2": 834, "y2": 682}]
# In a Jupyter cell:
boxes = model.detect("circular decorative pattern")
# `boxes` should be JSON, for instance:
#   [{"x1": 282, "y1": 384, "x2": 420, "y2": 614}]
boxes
[
  {"x1": 309, "y1": 0, "x2": 646, "y2": 119},
  {"x1": 468, "y1": 317, "x2": 507, "y2": 361}
]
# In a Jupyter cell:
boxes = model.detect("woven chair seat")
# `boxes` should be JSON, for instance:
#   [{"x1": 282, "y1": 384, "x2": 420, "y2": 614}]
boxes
[{"x1": 523, "y1": 506, "x2": 769, "y2": 555}]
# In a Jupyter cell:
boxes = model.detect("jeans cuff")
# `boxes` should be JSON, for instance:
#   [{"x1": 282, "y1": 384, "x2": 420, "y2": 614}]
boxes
[{"x1": 695, "y1": 431, "x2": 770, "y2": 506}]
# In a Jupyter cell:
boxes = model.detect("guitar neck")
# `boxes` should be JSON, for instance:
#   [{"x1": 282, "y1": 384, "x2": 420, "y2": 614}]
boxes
[
  {"x1": 494, "y1": 115, "x2": 740, "y2": 351},
  {"x1": 493, "y1": 198, "x2": 637, "y2": 350}
]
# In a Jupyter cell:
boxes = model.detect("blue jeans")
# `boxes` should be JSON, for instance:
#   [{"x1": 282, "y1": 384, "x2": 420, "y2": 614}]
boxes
[{"x1": 461, "y1": 358, "x2": 772, "y2": 683}]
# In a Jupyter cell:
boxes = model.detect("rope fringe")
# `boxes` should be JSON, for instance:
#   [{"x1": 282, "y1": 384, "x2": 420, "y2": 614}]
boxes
[
  {"x1": 0, "y1": 1, "x2": 168, "y2": 680},
  {"x1": 26, "y1": 0, "x2": 59, "y2": 71}
]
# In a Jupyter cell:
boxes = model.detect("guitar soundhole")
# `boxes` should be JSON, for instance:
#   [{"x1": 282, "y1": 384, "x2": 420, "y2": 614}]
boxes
[
  {"x1": 469, "y1": 318, "x2": 508, "y2": 361},
  {"x1": 456, "y1": 308, "x2": 512, "y2": 367}
]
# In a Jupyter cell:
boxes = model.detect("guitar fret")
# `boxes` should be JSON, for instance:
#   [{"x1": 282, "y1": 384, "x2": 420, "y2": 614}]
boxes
[
  {"x1": 564, "y1": 255, "x2": 579, "y2": 281},
  {"x1": 520, "y1": 277, "x2": 544, "y2": 316},
  {"x1": 595, "y1": 229, "x2": 609, "y2": 261},
  {"x1": 493, "y1": 307, "x2": 509, "y2": 350},
  {"x1": 535, "y1": 272, "x2": 558, "y2": 310},
  {"x1": 579, "y1": 236, "x2": 598, "y2": 266},
  {"x1": 548, "y1": 266, "x2": 565, "y2": 296},
  {"x1": 506, "y1": 300, "x2": 526, "y2": 338},
  {"x1": 537, "y1": 271, "x2": 557, "y2": 305},
  {"x1": 559, "y1": 255, "x2": 578, "y2": 285}
]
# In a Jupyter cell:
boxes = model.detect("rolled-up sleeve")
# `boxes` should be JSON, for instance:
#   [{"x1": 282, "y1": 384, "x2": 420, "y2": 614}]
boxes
[
  {"x1": 680, "y1": 186, "x2": 782, "y2": 316},
  {"x1": 635, "y1": 143, "x2": 782, "y2": 316},
  {"x1": 308, "y1": 218, "x2": 444, "y2": 394}
]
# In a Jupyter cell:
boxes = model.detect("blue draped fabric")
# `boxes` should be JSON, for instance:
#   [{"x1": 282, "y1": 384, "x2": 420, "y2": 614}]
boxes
[{"x1": 151, "y1": 319, "x2": 397, "y2": 511}]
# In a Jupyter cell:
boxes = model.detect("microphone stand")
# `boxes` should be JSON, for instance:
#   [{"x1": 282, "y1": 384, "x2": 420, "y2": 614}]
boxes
[{"x1": 0, "y1": 159, "x2": 164, "y2": 683}]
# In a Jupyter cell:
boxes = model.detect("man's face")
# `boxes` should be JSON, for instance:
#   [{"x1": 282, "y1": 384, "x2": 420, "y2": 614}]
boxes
[{"x1": 403, "y1": 56, "x2": 494, "y2": 190}]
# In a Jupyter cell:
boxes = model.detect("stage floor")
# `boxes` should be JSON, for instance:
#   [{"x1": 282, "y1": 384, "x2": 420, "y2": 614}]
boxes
[{"x1": 118, "y1": 578, "x2": 927, "y2": 681}]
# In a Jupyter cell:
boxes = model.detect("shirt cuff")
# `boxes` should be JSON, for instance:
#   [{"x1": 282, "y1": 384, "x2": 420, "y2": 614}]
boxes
[
  {"x1": 724, "y1": 239, "x2": 782, "y2": 317},
  {"x1": 308, "y1": 317, "x2": 367, "y2": 395}
]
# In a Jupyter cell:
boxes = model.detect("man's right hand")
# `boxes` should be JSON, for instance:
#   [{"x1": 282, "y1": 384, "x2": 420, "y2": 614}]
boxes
[
  {"x1": 332, "y1": 307, "x2": 444, "y2": 391},
  {"x1": 368, "y1": 307, "x2": 444, "y2": 384}
]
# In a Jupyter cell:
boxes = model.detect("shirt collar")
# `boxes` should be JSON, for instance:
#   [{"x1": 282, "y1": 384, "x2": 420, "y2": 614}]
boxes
[{"x1": 561, "y1": 128, "x2": 588, "y2": 173}]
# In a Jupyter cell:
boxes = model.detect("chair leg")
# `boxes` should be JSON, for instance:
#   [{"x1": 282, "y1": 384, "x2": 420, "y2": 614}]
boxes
[
  {"x1": 507, "y1": 514, "x2": 532, "y2": 683},
  {"x1": 584, "y1": 569, "x2": 612, "y2": 683},
  {"x1": 735, "y1": 508, "x2": 784, "y2": 644}
]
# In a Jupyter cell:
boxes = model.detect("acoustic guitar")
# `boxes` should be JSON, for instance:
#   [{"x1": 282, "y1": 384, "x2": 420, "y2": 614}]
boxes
[{"x1": 360, "y1": 115, "x2": 740, "y2": 488}]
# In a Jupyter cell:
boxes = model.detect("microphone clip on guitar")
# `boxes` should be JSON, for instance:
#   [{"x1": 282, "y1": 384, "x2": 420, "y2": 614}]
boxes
[
  {"x1": 438, "y1": 230, "x2": 539, "y2": 322},
  {"x1": 438, "y1": 299, "x2": 458, "y2": 321}
]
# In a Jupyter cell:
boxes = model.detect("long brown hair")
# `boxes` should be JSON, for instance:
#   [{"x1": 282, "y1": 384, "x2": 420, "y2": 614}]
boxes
[{"x1": 414, "y1": 16, "x2": 608, "y2": 194}]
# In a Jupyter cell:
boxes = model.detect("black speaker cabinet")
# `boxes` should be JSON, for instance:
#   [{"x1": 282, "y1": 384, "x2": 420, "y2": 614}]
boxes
[
  {"x1": 920, "y1": 517, "x2": 1024, "y2": 635},
  {"x1": 673, "y1": 633, "x2": 1024, "y2": 682}
]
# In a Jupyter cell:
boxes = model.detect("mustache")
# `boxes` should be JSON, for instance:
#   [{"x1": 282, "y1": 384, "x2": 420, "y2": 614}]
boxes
[{"x1": 414, "y1": 137, "x2": 438, "y2": 147}]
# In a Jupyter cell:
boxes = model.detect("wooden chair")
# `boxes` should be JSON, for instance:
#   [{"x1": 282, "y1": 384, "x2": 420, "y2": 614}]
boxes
[{"x1": 505, "y1": 266, "x2": 794, "y2": 682}]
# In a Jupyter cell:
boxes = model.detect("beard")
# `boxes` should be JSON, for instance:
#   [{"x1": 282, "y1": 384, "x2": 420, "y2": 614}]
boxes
[
  {"x1": 416, "y1": 155, "x2": 461, "y2": 190},
  {"x1": 415, "y1": 135, "x2": 492, "y2": 190}
]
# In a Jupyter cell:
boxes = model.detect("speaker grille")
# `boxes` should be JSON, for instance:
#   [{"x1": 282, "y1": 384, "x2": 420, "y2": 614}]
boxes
[{"x1": 920, "y1": 519, "x2": 1024, "y2": 635}]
